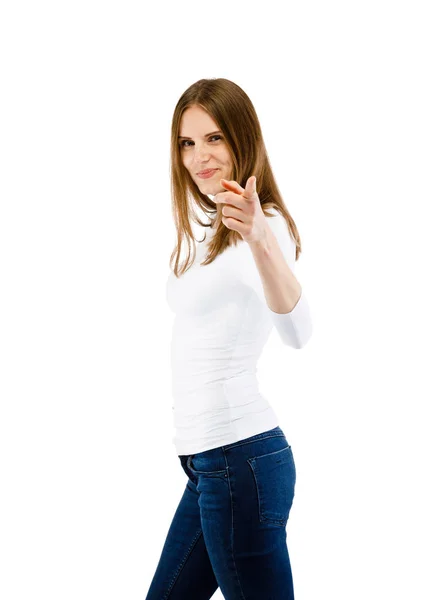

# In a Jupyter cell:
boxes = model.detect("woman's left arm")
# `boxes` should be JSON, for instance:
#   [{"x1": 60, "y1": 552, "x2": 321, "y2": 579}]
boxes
[
  {"x1": 248, "y1": 222, "x2": 301, "y2": 314},
  {"x1": 248, "y1": 211, "x2": 313, "y2": 349},
  {"x1": 214, "y1": 176, "x2": 313, "y2": 349}
]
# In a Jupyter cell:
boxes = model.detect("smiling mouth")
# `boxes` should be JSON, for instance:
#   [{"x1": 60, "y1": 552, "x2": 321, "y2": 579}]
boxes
[{"x1": 198, "y1": 169, "x2": 218, "y2": 175}]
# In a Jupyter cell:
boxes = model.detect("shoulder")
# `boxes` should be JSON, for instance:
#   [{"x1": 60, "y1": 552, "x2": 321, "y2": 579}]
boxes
[
  {"x1": 263, "y1": 205, "x2": 285, "y2": 223},
  {"x1": 263, "y1": 206, "x2": 292, "y2": 240},
  {"x1": 262, "y1": 206, "x2": 296, "y2": 267}
]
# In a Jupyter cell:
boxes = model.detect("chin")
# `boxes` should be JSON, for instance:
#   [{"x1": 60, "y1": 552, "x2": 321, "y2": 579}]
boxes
[{"x1": 199, "y1": 182, "x2": 220, "y2": 194}]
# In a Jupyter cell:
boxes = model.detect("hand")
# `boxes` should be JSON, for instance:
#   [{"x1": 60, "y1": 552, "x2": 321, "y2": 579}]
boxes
[{"x1": 212, "y1": 176, "x2": 269, "y2": 244}]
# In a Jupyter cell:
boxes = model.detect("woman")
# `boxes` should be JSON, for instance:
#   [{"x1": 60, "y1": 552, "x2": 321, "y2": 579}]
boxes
[{"x1": 146, "y1": 78, "x2": 313, "y2": 600}]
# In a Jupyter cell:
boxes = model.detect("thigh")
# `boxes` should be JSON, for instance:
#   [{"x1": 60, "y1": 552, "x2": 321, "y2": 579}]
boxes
[
  {"x1": 186, "y1": 448, "x2": 244, "y2": 599},
  {"x1": 227, "y1": 433, "x2": 296, "y2": 599},
  {"x1": 145, "y1": 465, "x2": 219, "y2": 600},
  {"x1": 186, "y1": 431, "x2": 296, "y2": 600}
]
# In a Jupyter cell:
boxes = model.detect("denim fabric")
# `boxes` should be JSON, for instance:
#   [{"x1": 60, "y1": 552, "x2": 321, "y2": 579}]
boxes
[{"x1": 145, "y1": 426, "x2": 296, "y2": 599}]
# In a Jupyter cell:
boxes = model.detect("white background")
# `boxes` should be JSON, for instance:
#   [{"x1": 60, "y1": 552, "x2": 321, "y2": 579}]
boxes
[{"x1": 1, "y1": 1, "x2": 424, "y2": 598}]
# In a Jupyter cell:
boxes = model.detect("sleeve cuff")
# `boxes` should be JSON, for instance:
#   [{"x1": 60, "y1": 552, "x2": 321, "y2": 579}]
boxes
[{"x1": 268, "y1": 288, "x2": 313, "y2": 349}]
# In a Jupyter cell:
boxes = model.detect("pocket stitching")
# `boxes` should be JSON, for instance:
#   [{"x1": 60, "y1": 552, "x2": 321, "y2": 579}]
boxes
[
  {"x1": 247, "y1": 445, "x2": 295, "y2": 526},
  {"x1": 248, "y1": 460, "x2": 288, "y2": 526},
  {"x1": 249, "y1": 444, "x2": 293, "y2": 462},
  {"x1": 187, "y1": 456, "x2": 229, "y2": 477}
]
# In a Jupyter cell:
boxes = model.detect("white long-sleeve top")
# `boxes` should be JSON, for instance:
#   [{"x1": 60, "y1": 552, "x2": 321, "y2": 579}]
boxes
[{"x1": 165, "y1": 206, "x2": 312, "y2": 455}]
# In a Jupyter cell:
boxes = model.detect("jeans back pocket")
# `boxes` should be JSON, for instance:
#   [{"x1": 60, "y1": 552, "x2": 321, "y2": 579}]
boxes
[{"x1": 247, "y1": 445, "x2": 296, "y2": 527}]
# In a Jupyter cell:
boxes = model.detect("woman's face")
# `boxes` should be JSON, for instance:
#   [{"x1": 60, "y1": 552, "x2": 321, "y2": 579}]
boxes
[{"x1": 179, "y1": 105, "x2": 233, "y2": 197}]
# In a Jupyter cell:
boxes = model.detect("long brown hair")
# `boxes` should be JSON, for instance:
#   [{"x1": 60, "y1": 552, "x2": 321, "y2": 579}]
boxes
[{"x1": 169, "y1": 78, "x2": 303, "y2": 277}]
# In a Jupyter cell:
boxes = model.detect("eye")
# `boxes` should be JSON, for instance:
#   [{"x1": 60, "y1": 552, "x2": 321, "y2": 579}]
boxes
[{"x1": 179, "y1": 135, "x2": 223, "y2": 148}]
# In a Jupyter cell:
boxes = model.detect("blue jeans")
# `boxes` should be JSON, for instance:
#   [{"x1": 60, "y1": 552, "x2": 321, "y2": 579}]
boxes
[{"x1": 145, "y1": 426, "x2": 296, "y2": 599}]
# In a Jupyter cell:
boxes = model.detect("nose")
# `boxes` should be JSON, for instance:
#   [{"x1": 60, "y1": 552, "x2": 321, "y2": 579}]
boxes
[{"x1": 193, "y1": 141, "x2": 212, "y2": 164}]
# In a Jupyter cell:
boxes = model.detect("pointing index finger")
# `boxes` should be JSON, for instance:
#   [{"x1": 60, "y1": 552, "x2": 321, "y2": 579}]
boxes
[{"x1": 220, "y1": 178, "x2": 245, "y2": 194}]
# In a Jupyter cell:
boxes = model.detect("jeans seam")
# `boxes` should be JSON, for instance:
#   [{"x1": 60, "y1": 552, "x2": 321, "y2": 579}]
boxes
[
  {"x1": 222, "y1": 449, "x2": 247, "y2": 600},
  {"x1": 162, "y1": 527, "x2": 203, "y2": 599}
]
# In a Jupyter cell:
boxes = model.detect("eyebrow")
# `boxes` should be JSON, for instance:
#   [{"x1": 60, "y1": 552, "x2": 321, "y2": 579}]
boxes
[{"x1": 178, "y1": 130, "x2": 222, "y2": 139}]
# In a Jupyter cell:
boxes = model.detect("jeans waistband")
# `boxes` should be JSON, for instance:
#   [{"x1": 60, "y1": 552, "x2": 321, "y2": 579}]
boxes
[{"x1": 222, "y1": 426, "x2": 285, "y2": 451}]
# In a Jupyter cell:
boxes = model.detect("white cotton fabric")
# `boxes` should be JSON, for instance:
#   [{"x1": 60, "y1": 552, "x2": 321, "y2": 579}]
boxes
[{"x1": 165, "y1": 206, "x2": 313, "y2": 455}]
